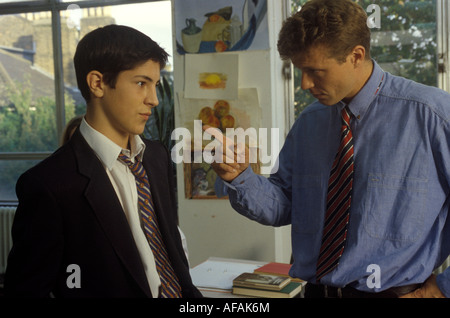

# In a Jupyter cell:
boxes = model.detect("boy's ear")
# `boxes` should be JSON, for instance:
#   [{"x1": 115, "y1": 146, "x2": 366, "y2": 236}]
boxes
[{"x1": 86, "y1": 70, "x2": 105, "y2": 98}]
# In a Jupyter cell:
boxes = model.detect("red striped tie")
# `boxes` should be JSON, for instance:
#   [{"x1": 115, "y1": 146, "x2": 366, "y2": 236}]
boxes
[
  {"x1": 119, "y1": 153, "x2": 182, "y2": 298},
  {"x1": 316, "y1": 107, "x2": 354, "y2": 282}
]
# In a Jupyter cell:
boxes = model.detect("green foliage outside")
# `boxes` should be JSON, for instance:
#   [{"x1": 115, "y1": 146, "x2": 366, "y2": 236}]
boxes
[
  {"x1": 0, "y1": 80, "x2": 75, "y2": 153},
  {"x1": 291, "y1": 0, "x2": 438, "y2": 117},
  {"x1": 0, "y1": 78, "x2": 76, "y2": 200}
]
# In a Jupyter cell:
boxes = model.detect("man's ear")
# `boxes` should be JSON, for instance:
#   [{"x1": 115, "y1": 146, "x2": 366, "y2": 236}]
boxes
[
  {"x1": 350, "y1": 45, "x2": 366, "y2": 68},
  {"x1": 86, "y1": 70, "x2": 105, "y2": 98}
]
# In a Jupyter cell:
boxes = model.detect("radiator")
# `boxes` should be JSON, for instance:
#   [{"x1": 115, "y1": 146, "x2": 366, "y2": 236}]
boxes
[{"x1": 0, "y1": 206, "x2": 16, "y2": 274}]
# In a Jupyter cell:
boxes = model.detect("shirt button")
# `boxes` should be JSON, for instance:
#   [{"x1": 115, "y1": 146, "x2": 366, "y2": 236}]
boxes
[
  {"x1": 145, "y1": 199, "x2": 149, "y2": 205},
  {"x1": 139, "y1": 183, "x2": 144, "y2": 188}
]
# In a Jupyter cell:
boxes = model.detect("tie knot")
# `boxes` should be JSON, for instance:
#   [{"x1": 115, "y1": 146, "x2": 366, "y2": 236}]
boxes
[
  {"x1": 118, "y1": 153, "x2": 146, "y2": 179},
  {"x1": 341, "y1": 107, "x2": 351, "y2": 127},
  {"x1": 118, "y1": 153, "x2": 133, "y2": 166}
]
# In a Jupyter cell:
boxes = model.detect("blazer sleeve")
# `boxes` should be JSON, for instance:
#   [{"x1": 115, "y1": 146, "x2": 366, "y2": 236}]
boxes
[{"x1": 4, "y1": 170, "x2": 64, "y2": 297}]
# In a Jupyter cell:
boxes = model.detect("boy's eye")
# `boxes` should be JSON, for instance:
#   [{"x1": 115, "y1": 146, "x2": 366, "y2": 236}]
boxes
[{"x1": 137, "y1": 81, "x2": 145, "y2": 87}]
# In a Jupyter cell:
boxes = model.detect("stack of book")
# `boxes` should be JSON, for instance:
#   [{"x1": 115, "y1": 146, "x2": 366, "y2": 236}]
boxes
[
  {"x1": 232, "y1": 272, "x2": 303, "y2": 298},
  {"x1": 254, "y1": 262, "x2": 305, "y2": 283}
]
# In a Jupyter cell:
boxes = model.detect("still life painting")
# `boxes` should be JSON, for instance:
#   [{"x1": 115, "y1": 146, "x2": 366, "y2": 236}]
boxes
[{"x1": 174, "y1": 0, "x2": 268, "y2": 54}]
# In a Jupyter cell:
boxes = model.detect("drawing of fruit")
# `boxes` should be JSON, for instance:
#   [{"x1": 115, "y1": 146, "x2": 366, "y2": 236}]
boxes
[
  {"x1": 213, "y1": 100, "x2": 230, "y2": 118},
  {"x1": 198, "y1": 100, "x2": 235, "y2": 131},
  {"x1": 220, "y1": 114, "x2": 235, "y2": 129},
  {"x1": 198, "y1": 106, "x2": 220, "y2": 128},
  {"x1": 205, "y1": 115, "x2": 221, "y2": 128},
  {"x1": 214, "y1": 40, "x2": 227, "y2": 52},
  {"x1": 204, "y1": 74, "x2": 222, "y2": 86},
  {"x1": 199, "y1": 106, "x2": 214, "y2": 122},
  {"x1": 199, "y1": 72, "x2": 227, "y2": 89}
]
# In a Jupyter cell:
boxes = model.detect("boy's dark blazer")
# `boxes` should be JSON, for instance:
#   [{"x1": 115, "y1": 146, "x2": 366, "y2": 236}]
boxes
[{"x1": 5, "y1": 128, "x2": 201, "y2": 298}]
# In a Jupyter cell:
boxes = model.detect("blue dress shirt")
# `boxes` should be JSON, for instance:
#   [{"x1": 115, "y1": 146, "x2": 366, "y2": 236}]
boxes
[{"x1": 219, "y1": 60, "x2": 450, "y2": 296}]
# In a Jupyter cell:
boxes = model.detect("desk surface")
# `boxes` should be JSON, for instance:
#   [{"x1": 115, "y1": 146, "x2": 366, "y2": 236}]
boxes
[{"x1": 190, "y1": 257, "x2": 268, "y2": 298}]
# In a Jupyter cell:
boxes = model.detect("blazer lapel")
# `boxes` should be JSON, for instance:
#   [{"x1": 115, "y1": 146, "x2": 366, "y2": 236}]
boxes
[
  {"x1": 141, "y1": 143, "x2": 171, "y2": 234},
  {"x1": 70, "y1": 130, "x2": 152, "y2": 297}
]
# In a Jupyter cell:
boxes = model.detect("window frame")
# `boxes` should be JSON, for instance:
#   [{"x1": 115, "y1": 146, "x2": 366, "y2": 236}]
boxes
[{"x1": 437, "y1": 0, "x2": 450, "y2": 92}]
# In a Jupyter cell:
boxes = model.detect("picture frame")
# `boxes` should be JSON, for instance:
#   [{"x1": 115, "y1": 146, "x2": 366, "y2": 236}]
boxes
[{"x1": 183, "y1": 149, "x2": 260, "y2": 199}]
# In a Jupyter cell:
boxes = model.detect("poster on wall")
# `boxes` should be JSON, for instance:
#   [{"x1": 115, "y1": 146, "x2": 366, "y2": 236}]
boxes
[
  {"x1": 173, "y1": 0, "x2": 268, "y2": 54},
  {"x1": 184, "y1": 53, "x2": 239, "y2": 100},
  {"x1": 177, "y1": 88, "x2": 261, "y2": 137},
  {"x1": 177, "y1": 88, "x2": 262, "y2": 199}
]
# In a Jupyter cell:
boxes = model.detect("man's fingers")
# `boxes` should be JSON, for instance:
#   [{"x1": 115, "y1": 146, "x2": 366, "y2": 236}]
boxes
[
  {"x1": 202, "y1": 125, "x2": 233, "y2": 145},
  {"x1": 212, "y1": 162, "x2": 238, "y2": 173},
  {"x1": 203, "y1": 125, "x2": 248, "y2": 162},
  {"x1": 203, "y1": 125, "x2": 237, "y2": 163}
]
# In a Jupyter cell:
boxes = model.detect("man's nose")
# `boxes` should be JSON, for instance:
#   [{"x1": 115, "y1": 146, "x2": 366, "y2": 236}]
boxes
[{"x1": 301, "y1": 72, "x2": 314, "y2": 91}]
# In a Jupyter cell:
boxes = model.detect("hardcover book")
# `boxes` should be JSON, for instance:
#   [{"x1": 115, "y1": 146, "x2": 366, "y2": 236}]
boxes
[
  {"x1": 232, "y1": 282, "x2": 303, "y2": 298},
  {"x1": 254, "y1": 262, "x2": 305, "y2": 283},
  {"x1": 233, "y1": 272, "x2": 291, "y2": 291}
]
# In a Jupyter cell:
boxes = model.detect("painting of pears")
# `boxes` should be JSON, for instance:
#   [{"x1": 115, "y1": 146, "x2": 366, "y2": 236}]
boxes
[{"x1": 198, "y1": 100, "x2": 235, "y2": 131}]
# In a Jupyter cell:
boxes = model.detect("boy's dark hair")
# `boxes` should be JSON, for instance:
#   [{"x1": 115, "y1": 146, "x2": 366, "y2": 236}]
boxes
[
  {"x1": 277, "y1": 0, "x2": 371, "y2": 63},
  {"x1": 74, "y1": 24, "x2": 169, "y2": 102}
]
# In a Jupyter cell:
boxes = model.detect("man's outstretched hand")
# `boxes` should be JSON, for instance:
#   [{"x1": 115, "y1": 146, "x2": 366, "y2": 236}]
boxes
[{"x1": 202, "y1": 125, "x2": 250, "y2": 182}]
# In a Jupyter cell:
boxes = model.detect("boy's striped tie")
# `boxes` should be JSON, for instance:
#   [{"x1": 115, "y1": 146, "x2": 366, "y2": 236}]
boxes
[{"x1": 119, "y1": 153, "x2": 182, "y2": 298}]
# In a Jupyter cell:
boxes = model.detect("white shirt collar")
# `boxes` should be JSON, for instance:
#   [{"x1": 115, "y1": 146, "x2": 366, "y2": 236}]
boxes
[{"x1": 79, "y1": 117, "x2": 146, "y2": 170}]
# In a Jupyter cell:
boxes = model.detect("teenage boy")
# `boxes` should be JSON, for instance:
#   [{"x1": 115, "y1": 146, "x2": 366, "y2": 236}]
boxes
[{"x1": 5, "y1": 25, "x2": 201, "y2": 298}]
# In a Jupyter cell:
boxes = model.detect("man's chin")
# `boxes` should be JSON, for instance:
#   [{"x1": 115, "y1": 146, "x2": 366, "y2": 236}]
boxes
[{"x1": 318, "y1": 99, "x2": 334, "y2": 106}]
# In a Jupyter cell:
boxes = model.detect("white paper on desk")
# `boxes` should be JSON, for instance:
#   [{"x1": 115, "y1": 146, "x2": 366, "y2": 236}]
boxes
[{"x1": 190, "y1": 259, "x2": 262, "y2": 290}]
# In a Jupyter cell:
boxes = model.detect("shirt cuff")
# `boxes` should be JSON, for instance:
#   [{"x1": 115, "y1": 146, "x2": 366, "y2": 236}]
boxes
[
  {"x1": 230, "y1": 166, "x2": 255, "y2": 187},
  {"x1": 213, "y1": 166, "x2": 255, "y2": 197}
]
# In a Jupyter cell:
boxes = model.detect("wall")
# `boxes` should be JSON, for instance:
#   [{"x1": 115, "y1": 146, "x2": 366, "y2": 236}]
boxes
[{"x1": 172, "y1": 0, "x2": 293, "y2": 267}]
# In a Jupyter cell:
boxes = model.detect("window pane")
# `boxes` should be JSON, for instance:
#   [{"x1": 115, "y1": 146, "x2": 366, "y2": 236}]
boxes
[
  {"x1": 0, "y1": 11, "x2": 61, "y2": 152},
  {"x1": 0, "y1": 159, "x2": 41, "y2": 201},
  {"x1": 368, "y1": 0, "x2": 437, "y2": 87},
  {"x1": 292, "y1": 0, "x2": 438, "y2": 117}
]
